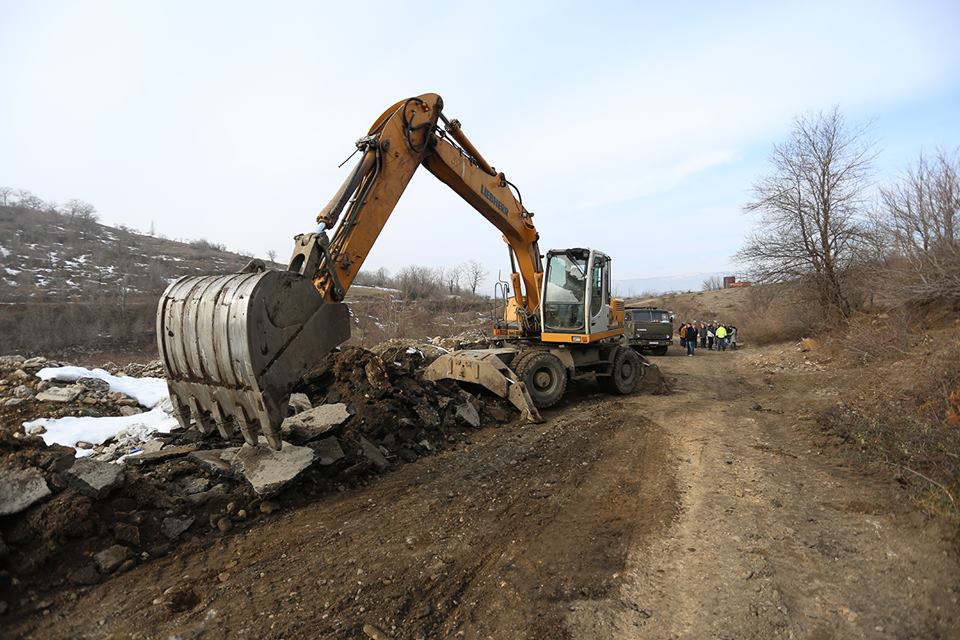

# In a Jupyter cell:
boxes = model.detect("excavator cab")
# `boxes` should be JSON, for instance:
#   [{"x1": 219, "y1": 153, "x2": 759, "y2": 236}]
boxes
[{"x1": 540, "y1": 248, "x2": 616, "y2": 343}]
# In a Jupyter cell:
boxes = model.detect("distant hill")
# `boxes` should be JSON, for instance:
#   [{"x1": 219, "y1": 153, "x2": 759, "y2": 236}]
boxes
[
  {"x1": 614, "y1": 271, "x2": 731, "y2": 297},
  {"x1": 0, "y1": 204, "x2": 256, "y2": 356},
  {"x1": 0, "y1": 204, "x2": 489, "y2": 358},
  {"x1": 0, "y1": 205, "x2": 251, "y2": 303}
]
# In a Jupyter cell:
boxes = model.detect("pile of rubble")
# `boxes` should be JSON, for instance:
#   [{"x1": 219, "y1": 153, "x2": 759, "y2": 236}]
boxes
[{"x1": 0, "y1": 344, "x2": 515, "y2": 618}]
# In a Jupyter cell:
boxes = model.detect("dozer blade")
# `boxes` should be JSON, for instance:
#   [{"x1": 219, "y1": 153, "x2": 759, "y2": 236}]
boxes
[
  {"x1": 157, "y1": 270, "x2": 350, "y2": 450},
  {"x1": 424, "y1": 348, "x2": 543, "y2": 423}
]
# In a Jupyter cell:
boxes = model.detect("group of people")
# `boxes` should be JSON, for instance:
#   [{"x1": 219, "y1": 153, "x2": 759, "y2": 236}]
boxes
[{"x1": 677, "y1": 321, "x2": 738, "y2": 356}]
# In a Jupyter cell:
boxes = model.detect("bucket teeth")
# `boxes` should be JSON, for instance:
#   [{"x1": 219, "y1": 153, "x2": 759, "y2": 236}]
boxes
[
  {"x1": 187, "y1": 396, "x2": 215, "y2": 435},
  {"x1": 207, "y1": 398, "x2": 234, "y2": 439},
  {"x1": 157, "y1": 270, "x2": 351, "y2": 451},
  {"x1": 233, "y1": 403, "x2": 258, "y2": 447}
]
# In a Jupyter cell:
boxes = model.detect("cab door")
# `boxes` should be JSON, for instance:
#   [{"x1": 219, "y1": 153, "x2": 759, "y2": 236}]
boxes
[{"x1": 586, "y1": 252, "x2": 610, "y2": 335}]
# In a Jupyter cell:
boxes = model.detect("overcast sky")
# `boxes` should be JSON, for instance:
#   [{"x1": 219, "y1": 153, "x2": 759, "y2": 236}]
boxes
[{"x1": 2, "y1": 0, "x2": 958, "y2": 285}]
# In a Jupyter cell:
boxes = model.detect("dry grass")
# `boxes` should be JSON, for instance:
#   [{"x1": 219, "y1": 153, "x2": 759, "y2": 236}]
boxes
[{"x1": 819, "y1": 316, "x2": 960, "y2": 520}]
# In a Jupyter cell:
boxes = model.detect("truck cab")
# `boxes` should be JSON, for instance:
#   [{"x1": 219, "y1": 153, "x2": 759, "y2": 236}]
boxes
[{"x1": 624, "y1": 306, "x2": 674, "y2": 355}]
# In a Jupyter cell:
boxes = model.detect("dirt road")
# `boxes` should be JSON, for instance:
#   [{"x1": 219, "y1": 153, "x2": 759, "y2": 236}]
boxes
[{"x1": 10, "y1": 346, "x2": 959, "y2": 639}]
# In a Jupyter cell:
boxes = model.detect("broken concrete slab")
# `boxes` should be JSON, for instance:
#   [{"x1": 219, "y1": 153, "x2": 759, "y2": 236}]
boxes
[
  {"x1": 125, "y1": 444, "x2": 198, "y2": 466},
  {"x1": 312, "y1": 437, "x2": 345, "y2": 466},
  {"x1": 0, "y1": 467, "x2": 51, "y2": 515},
  {"x1": 455, "y1": 402, "x2": 481, "y2": 427},
  {"x1": 64, "y1": 458, "x2": 123, "y2": 499},
  {"x1": 36, "y1": 385, "x2": 82, "y2": 403},
  {"x1": 360, "y1": 436, "x2": 389, "y2": 471},
  {"x1": 232, "y1": 438, "x2": 315, "y2": 496},
  {"x1": 288, "y1": 392, "x2": 312, "y2": 415},
  {"x1": 281, "y1": 403, "x2": 350, "y2": 441}
]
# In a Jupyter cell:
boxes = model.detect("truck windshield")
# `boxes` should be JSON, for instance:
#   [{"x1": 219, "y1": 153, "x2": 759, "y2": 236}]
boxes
[{"x1": 543, "y1": 253, "x2": 587, "y2": 332}]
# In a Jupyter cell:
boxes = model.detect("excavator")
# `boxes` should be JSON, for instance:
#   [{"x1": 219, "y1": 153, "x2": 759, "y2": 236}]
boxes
[{"x1": 157, "y1": 93, "x2": 645, "y2": 450}]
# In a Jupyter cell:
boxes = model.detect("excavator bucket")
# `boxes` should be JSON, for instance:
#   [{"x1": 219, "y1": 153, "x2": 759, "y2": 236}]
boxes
[{"x1": 157, "y1": 270, "x2": 350, "y2": 450}]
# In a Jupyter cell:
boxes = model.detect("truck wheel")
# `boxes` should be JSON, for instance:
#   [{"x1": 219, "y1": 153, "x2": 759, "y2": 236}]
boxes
[
  {"x1": 515, "y1": 352, "x2": 567, "y2": 408},
  {"x1": 652, "y1": 346, "x2": 668, "y2": 356},
  {"x1": 602, "y1": 346, "x2": 644, "y2": 395}
]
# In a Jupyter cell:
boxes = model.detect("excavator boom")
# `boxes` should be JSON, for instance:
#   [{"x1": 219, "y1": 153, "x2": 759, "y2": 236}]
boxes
[{"x1": 159, "y1": 94, "x2": 548, "y2": 448}]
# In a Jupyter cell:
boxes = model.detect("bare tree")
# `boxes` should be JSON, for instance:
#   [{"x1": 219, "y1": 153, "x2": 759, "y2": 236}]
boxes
[
  {"x1": 0, "y1": 187, "x2": 13, "y2": 206},
  {"x1": 14, "y1": 189, "x2": 44, "y2": 210},
  {"x1": 64, "y1": 199, "x2": 98, "y2": 221},
  {"x1": 397, "y1": 265, "x2": 440, "y2": 300},
  {"x1": 266, "y1": 249, "x2": 278, "y2": 264},
  {"x1": 702, "y1": 275, "x2": 723, "y2": 291},
  {"x1": 878, "y1": 148, "x2": 960, "y2": 303},
  {"x1": 443, "y1": 264, "x2": 462, "y2": 294},
  {"x1": 736, "y1": 107, "x2": 874, "y2": 315},
  {"x1": 464, "y1": 260, "x2": 488, "y2": 295}
]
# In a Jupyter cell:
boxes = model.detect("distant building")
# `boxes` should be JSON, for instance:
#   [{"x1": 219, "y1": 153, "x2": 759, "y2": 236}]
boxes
[{"x1": 723, "y1": 275, "x2": 752, "y2": 289}]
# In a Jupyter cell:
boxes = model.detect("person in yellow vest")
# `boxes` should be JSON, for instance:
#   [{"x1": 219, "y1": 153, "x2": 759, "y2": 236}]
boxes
[{"x1": 715, "y1": 324, "x2": 728, "y2": 351}]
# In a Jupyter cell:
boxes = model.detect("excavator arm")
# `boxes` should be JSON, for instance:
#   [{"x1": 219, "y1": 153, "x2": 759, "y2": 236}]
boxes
[
  {"x1": 292, "y1": 93, "x2": 542, "y2": 323},
  {"x1": 158, "y1": 93, "x2": 545, "y2": 449}
]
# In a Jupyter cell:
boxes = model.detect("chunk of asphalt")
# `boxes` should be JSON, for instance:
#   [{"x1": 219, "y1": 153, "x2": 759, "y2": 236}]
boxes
[
  {"x1": 455, "y1": 402, "x2": 481, "y2": 427},
  {"x1": 161, "y1": 516, "x2": 195, "y2": 540},
  {"x1": 64, "y1": 458, "x2": 123, "y2": 499},
  {"x1": 94, "y1": 544, "x2": 132, "y2": 574},
  {"x1": 360, "y1": 436, "x2": 389, "y2": 471},
  {"x1": 312, "y1": 437, "x2": 345, "y2": 466},
  {"x1": 0, "y1": 467, "x2": 51, "y2": 515},
  {"x1": 231, "y1": 437, "x2": 315, "y2": 496},
  {"x1": 187, "y1": 449, "x2": 238, "y2": 476}
]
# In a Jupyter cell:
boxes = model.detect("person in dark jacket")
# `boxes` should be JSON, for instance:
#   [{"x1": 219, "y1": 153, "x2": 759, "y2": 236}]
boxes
[{"x1": 685, "y1": 323, "x2": 698, "y2": 356}]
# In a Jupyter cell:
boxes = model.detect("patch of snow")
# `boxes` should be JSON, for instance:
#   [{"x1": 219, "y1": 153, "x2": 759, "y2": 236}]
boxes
[
  {"x1": 0, "y1": 246, "x2": 9, "y2": 257},
  {"x1": 36, "y1": 366, "x2": 169, "y2": 408},
  {"x1": 24, "y1": 408, "x2": 178, "y2": 455},
  {"x1": 4, "y1": 267, "x2": 21, "y2": 275}
]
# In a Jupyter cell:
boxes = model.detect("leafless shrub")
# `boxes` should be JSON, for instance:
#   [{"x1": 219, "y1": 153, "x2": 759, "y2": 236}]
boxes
[
  {"x1": 877, "y1": 149, "x2": 960, "y2": 305},
  {"x1": 189, "y1": 238, "x2": 227, "y2": 252},
  {"x1": 701, "y1": 275, "x2": 723, "y2": 291}
]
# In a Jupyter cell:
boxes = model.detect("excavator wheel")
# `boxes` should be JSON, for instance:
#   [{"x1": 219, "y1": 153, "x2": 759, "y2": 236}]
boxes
[
  {"x1": 601, "y1": 346, "x2": 644, "y2": 395},
  {"x1": 515, "y1": 351, "x2": 567, "y2": 409}
]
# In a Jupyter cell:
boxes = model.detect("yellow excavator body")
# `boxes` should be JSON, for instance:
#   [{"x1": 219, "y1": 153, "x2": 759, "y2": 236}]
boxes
[{"x1": 158, "y1": 94, "x2": 643, "y2": 449}]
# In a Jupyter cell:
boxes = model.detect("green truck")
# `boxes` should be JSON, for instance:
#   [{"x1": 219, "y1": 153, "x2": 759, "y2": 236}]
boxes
[{"x1": 624, "y1": 306, "x2": 674, "y2": 355}]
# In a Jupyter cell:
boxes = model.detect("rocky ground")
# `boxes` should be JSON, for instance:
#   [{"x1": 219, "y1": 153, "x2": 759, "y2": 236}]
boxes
[
  {"x1": 0, "y1": 333, "x2": 536, "y2": 627},
  {"x1": 1, "y1": 341, "x2": 958, "y2": 639}
]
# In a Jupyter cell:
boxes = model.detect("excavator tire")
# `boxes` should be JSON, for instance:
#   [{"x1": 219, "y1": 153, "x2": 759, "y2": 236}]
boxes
[
  {"x1": 601, "y1": 346, "x2": 644, "y2": 395},
  {"x1": 514, "y1": 351, "x2": 567, "y2": 409}
]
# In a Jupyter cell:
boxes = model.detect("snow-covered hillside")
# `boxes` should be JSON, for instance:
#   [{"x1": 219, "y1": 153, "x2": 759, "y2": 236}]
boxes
[{"x1": 0, "y1": 205, "x2": 251, "y2": 303}]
